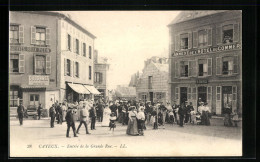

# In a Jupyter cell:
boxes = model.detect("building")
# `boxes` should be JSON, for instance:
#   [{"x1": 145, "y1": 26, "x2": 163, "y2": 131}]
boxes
[
  {"x1": 135, "y1": 56, "x2": 170, "y2": 104},
  {"x1": 9, "y1": 11, "x2": 99, "y2": 113},
  {"x1": 129, "y1": 71, "x2": 141, "y2": 87},
  {"x1": 168, "y1": 10, "x2": 242, "y2": 115},
  {"x1": 94, "y1": 50, "x2": 110, "y2": 101},
  {"x1": 114, "y1": 85, "x2": 136, "y2": 101}
]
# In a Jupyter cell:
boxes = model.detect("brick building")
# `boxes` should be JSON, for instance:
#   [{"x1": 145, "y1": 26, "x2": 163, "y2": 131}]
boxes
[
  {"x1": 168, "y1": 10, "x2": 242, "y2": 115},
  {"x1": 136, "y1": 56, "x2": 170, "y2": 104},
  {"x1": 9, "y1": 11, "x2": 99, "y2": 113}
]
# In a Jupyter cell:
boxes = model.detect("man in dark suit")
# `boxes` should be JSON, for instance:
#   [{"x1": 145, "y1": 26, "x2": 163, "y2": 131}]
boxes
[
  {"x1": 65, "y1": 106, "x2": 78, "y2": 138},
  {"x1": 172, "y1": 100, "x2": 179, "y2": 124},
  {"x1": 17, "y1": 102, "x2": 25, "y2": 125},
  {"x1": 89, "y1": 105, "x2": 97, "y2": 130},
  {"x1": 49, "y1": 104, "x2": 56, "y2": 128},
  {"x1": 37, "y1": 103, "x2": 43, "y2": 120},
  {"x1": 109, "y1": 102, "x2": 118, "y2": 117},
  {"x1": 178, "y1": 101, "x2": 188, "y2": 127}
]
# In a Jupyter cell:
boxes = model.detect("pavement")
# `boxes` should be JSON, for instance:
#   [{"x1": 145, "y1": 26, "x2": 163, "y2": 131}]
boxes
[{"x1": 9, "y1": 118, "x2": 242, "y2": 157}]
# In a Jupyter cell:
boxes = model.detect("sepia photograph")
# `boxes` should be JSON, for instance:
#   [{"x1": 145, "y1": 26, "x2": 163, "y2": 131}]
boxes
[{"x1": 9, "y1": 10, "x2": 242, "y2": 157}]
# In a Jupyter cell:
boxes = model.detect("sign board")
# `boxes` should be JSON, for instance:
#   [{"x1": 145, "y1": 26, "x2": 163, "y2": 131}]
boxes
[
  {"x1": 29, "y1": 75, "x2": 49, "y2": 85},
  {"x1": 172, "y1": 43, "x2": 241, "y2": 57},
  {"x1": 196, "y1": 79, "x2": 208, "y2": 84},
  {"x1": 10, "y1": 46, "x2": 51, "y2": 53}
]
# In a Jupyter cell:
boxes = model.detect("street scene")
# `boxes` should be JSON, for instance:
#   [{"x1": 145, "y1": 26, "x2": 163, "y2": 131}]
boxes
[{"x1": 9, "y1": 10, "x2": 242, "y2": 157}]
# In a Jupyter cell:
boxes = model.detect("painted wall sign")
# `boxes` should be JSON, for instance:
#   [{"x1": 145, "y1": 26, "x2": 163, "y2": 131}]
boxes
[
  {"x1": 196, "y1": 79, "x2": 208, "y2": 84},
  {"x1": 10, "y1": 46, "x2": 51, "y2": 53},
  {"x1": 29, "y1": 75, "x2": 49, "y2": 85},
  {"x1": 172, "y1": 43, "x2": 241, "y2": 57}
]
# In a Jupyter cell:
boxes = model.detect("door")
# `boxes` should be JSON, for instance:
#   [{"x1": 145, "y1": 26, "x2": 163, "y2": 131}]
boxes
[
  {"x1": 180, "y1": 87, "x2": 187, "y2": 105},
  {"x1": 149, "y1": 92, "x2": 153, "y2": 103},
  {"x1": 30, "y1": 94, "x2": 39, "y2": 106},
  {"x1": 222, "y1": 86, "x2": 232, "y2": 114},
  {"x1": 198, "y1": 86, "x2": 207, "y2": 103}
]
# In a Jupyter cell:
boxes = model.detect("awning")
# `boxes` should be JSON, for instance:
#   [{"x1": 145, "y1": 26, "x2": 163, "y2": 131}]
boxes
[
  {"x1": 68, "y1": 83, "x2": 90, "y2": 94},
  {"x1": 84, "y1": 85, "x2": 101, "y2": 95}
]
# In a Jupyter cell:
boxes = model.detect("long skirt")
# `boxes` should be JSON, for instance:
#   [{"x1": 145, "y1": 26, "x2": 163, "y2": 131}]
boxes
[
  {"x1": 101, "y1": 113, "x2": 110, "y2": 127},
  {"x1": 224, "y1": 113, "x2": 232, "y2": 126},
  {"x1": 204, "y1": 111, "x2": 210, "y2": 125},
  {"x1": 126, "y1": 117, "x2": 139, "y2": 135}
]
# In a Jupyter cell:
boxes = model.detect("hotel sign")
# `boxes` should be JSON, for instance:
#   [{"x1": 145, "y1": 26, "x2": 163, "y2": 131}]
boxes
[
  {"x1": 29, "y1": 75, "x2": 49, "y2": 85},
  {"x1": 172, "y1": 43, "x2": 241, "y2": 57},
  {"x1": 196, "y1": 79, "x2": 208, "y2": 84},
  {"x1": 10, "y1": 46, "x2": 51, "y2": 53}
]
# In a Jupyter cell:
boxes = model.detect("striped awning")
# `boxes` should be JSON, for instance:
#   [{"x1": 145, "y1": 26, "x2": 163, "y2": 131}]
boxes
[
  {"x1": 84, "y1": 85, "x2": 101, "y2": 95},
  {"x1": 68, "y1": 83, "x2": 90, "y2": 94}
]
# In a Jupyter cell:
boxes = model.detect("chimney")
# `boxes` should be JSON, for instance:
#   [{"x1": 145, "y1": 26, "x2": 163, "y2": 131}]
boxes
[{"x1": 94, "y1": 50, "x2": 98, "y2": 63}]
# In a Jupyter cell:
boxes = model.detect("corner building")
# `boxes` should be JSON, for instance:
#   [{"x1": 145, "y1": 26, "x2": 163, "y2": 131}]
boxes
[{"x1": 168, "y1": 11, "x2": 242, "y2": 115}]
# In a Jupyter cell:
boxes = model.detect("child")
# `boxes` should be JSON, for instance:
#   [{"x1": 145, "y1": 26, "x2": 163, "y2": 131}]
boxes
[
  {"x1": 190, "y1": 110, "x2": 197, "y2": 125},
  {"x1": 231, "y1": 110, "x2": 239, "y2": 127},
  {"x1": 137, "y1": 107, "x2": 145, "y2": 135},
  {"x1": 109, "y1": 112, "x2": 117, "y2": 131},
  {"x1": 168, "y1": 109, "x2": 174, "y2": 124}
]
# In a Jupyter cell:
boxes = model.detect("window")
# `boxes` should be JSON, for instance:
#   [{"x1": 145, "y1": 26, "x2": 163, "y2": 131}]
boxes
[
  {"x1": 198, "y1": 29, "x2": 207, "y2": 47},
  {"x1": 10, "y1": 86, "x2": 20, "y2": 107},
  {"x1": 9, "y1": 25, "x2": 19, "y2": 44},
  {"x1": 83, "y1": 43, "x2": 86, "y2": 57},
  {"x1": 180, "y1": 33, "x2": 188, "y2": 50},
  {"x1": 94, "y1": 72, "x2": 103, "y2": 83},
  {"x1": 148, "y1": 76, "x2": 152, "y2": 89},
  {"x1": 222, "y1": 24, "x2": 233, "y2": 44},
  {"x1": 35, "y1": 55, "x2": 46, "y2": 74},
  {"x1": 10, "y1": 54, "x2": 19, "y2": 73},
  {"x1": 67, "y1": 34, "x2": 71, "y2": 51},
  {"x1": 75, "y1": 62, "x2": 79, "y2": 77},
  {"x1": 76, "y1": 39, "x2": 79, "y2": 54},
  {"x1": 30, "y1": 94, "x2": 39, "y2": 106},
  {"x1": 36, "y1": 27, "x2": 46, "y2": 45},
  {"x1": 180, "y1": 61, "x2": 188, "y2": 77},
  {"x1": 89, "y1": 66, "x2": 92, "y2": 80},
  {"x1": 198, "y1": 59, "x2": 207, "y2": 76},
  {"x1": 89, "y1": 46, "x2": 92, "y2": 59},
  {"x1": 67, "y1": 59, "x2": 71, "y2": 76},
  {"x1": 222, "y1": 57, "x2": 233, "y2": 75}
]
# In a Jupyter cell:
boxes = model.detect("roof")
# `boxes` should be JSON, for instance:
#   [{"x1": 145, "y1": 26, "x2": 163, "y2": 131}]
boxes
[
  {"x1": 152, "y1": 62, "x2": 169, "y2": 73},
  {"x1": 168, "y1": 10, "x2": 228, "y2": 26},
  {"x1": 115, "y1": 86, "x2": 136, "y2": 98},
  {"x1": 13, "y1": 11, "x2": 96, "y2": 39}
]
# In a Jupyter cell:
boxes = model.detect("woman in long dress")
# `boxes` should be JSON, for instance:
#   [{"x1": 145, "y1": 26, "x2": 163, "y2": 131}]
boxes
[
  {"x1": 126, "y1": 106, "x2": 139, "y2": 135},
  {"x1": 101, "y1": 104, "x2": 111, "y2": 127},
  {"x1": 203, "y1": 102, "x2": 211, "y2": 125}
]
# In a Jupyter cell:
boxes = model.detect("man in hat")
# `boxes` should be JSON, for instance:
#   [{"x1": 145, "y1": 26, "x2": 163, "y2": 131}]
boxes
[
  {"x1": 37, "y1": 103, "x2": 43, "y2": 120},
  {"x1": 65, "y1": 106, "x2": 78, "y2": 138},
  {"x1": 17, "y1": 102, "x2": 25, "y2": 126},
  {"x1": 172, "y1": 100, "x2": 179, "y2": 124},
  {"x1": 76, "y1": 102, "x2": 90, "y2": 134},
  {"x1": 49, "y1": 104, "x2": 56, "y2": 128},
  {"x1": 89, "y1": 103, "x2": 97, "y2": 130},
  {"x1": 178, "y1": 101, "x2": 188, "y2": 127}
]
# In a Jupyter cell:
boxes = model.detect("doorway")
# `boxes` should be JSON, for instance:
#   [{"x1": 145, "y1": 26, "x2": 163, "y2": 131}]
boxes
[
  {"x1": 222, "y1": 86, "x2": 232, "y2": 114},
  {"x1": 198, "y1": 86, "x2": 207, "y2": 103},
  {"x1": 30, "y1": 94, "x2": 39, "y2": 106},
  {"x1": 149, "y1": 92, "x2": 153, "y2": 103},
  {"x1": 180, "y1": 87, "x2": 187, "y2": 105}
]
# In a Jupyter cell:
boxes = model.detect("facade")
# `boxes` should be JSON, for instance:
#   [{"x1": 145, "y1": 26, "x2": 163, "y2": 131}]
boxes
[
  {"x1": 115, "y1": 85, "x2": 136, "y2": 101},
  {"x1": 93, "y1": 50, "x2": 110, "y2": 100},
  {"x1": 168, "y1": 10, "x2": 242, "y2": 115},
  {"x1": 129, "y1": 71, "x2": 141, "y2": 87},
  {"x1": 136, "y1": 56, "x2": 170, "y2": 104},
  {"x1": 9, "y1": 11, "x2": 99, "y2": 113}
]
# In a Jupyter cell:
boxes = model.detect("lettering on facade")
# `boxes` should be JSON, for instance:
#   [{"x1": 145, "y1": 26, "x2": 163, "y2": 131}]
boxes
[
  {"x1": 29, "y1": 75, "x2": 49, "y2": 85},
  {"x1": 172, "y1": 43, "x2": 241, "y2": 57},
  {"x1": 10, "y1": 46, "x2": 51, "y2": 53},
  {"x1": 196, "y1": 79, "x2": 208, "y2": 84}
]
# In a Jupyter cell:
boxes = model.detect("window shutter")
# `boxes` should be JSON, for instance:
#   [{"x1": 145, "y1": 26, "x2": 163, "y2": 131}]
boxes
[
  {"x1": 188, "y1": 32, "x2": 192, "y2": 49},
  {"x1": 232, "y1": 86, "x2": 237, "y2": 113},
  {"x1": 78, "y1": 62, "x2": 80, "y2": 78},
  {"x1": 78, "y1": 40, "x2": 81, "y2": 55},
  {"x1": 216, "y1": 57, "x2": 222, "y2": 75},
  {"x1": 207, "y1": 28, "x2": 212, "y2": 46},
  {"x1": 192, "y1": 87, "x2": 197, "y2": 111},
  {"x1": 19, "y1": 54, "x2": 25, "y2": 73},
  {"x1": 207, "y1": 86, "x2": 212, "y2": 111},
  {"x1": 216, "y1": 26, "x2": 222, "y2": 45},
  {"x1": 70, "y1": 60, "x2": 73, "y2": 77},
  {"x1": 73, "y1": 61, "x2": 76, "y2": 77},
  {"x1": 233, "y1": 23, "x2": 239, "y2": 42},
  {"x1": 175, "y1": 34, "x2": 180, "y2": 51},
  {"x1": 100, "y1": 73, "x2": 103, "y2": 83},
  {"x1": 31, "y1": 26, "x2": 36, "y2": 44},
  {"x1": 46, "y1": 28, "x2": 50, "y2": 45},
  {"x1": 64, "y1": 58, "x2": 67, "y2": 76},
  {"x1": 19, "y1": 25, "x2": 24, "y2": 43},
  {"x1": 46, "y1": 55, "x2": 51, "y2": 74},
  {"x1": 175, "y1": 87, "x2": 179, "y2": 105},
  {"x1": 216, "y1": 86, "x2": 222, "y2": 114},
  {"x1": 65, "y1": 34, "x2": 68, "y2": 50},
  {"x1": 175, "y1": 62, "x2": 179, "y2": 78},
  {"x1": 192, "y1": 31, "x2": 198, "y2": 48},
  {"x1": 233, "y1": 55, "x2": 239, "y2": 74},
  {"x1": 34, "y1": 54, "x2": 37, "y2": 74},
  {"x1": 188, "y1": 87, "x2": 191, "y2": 101},
  {"x1": 189, "y1": 60, "x2": 196, "y2": 77},
  {"x1": 81, "y1": 42, "x2": 83, "y2": 56},
  {"x1": 207, "y1": 58, "x2": 212, "y2": 76},
  {"x1": 73, "y1": 39, "x2": 76, "y2": 53}
]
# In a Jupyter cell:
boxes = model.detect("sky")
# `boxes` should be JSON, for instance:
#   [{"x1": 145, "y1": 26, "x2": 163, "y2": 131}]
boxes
[{"x1": 66, "y1": 11, "x2": 180, "y2": 89}]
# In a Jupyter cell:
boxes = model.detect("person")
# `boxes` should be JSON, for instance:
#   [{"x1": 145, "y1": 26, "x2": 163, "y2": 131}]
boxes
[
  {"x1": 97, "y1": 102, "x2": 104, "y2": 122},
  {"x1": 145, "y1": 101, "x2": 152, "y2": 125},
  {"x1": 184, "y1": 101, "x2": 191, "y2": 124},
  {"x1": 89, "y1": 104, "x2": 97, "y2": 130},
  {"x1": 172, "y1": 100, "x2": 178, "y2": 124},
  {"x1": 126, "y1": 106, "x2": 139, "y2": 135},
  {"x1": 61, "y1": 103, "x2": 67, "y2": 122},
  {"x1": 160, "y1": 103, "x2": 167, "y2": 127},
  {"x1": 137, "y1": 107, "x2": 145, "y2": 135},
  {"x1": 121, "y1": 102, "x2": 127, "y2": 125},
  {"x1": 198, "y1": 102, "x2": 205, "y2": 124},
  {"x1": 151, "y1": 106, "x2": 158, "y2": 129},
  {"x1": 166, "y1": 102, "x2": 172, "y2": 123},
  {"x1": 117, "y1": 102, "x2": 123, "y2": 123},
  {"x1": 224, "y1": 103, "x2": 233, "y2": 127},
  {"x1": 178, "y1": 101, "x2": 187, "y2": 127},
  {"x1": 168, "y1": 109, "x2": 174, "y2": 124},
  {"x1": 158, "y1": 108, "x2": 163, "y2": 126},
  {"x1": 109, "y1": 112, "x2": 117, "y2": 131},
  {"x1": 76, "y1": 102, "x2": 90, "y2": 134},
  {"x1": 49, "y1": 104, "x2": 56, "y2": 128},
  {"x1": 57, "y1": 103, "x2": 63, "y2": 124},
  {"x1": 17, "y1": 102, "x2": 25, "y2": 126},
  {"x1": 37, "y1": 103, "x2": 43, "y2": 120},
  {"x1": 101, "y1": 104, "x2": 111, "y2": 127},
  {"x1": 65, "y1": 106, "x2": 78, "y2": 138},
  {"x1": 231, "y1": 109, "x2": 239, "y2": 127},
  {"x1": 203, "y1": 102, "x2": 211, "y2": 126},
  {"x1": 109, "y1": 102, "x2": 118, "y2": 118}
]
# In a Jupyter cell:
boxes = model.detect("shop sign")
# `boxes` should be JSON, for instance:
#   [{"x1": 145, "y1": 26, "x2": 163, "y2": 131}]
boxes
[
  {"x1": 196, "y1": 79, "x2": 208, "y2": 84},
  {"x1": 29, "y1": 75, "x2": 49, "y2": 85},
  {"x1": 10, "y1": 46, "x2": 51, "y2": 53},
  {"x1": 172, "y1": 43, "x2": 241, "y2": 57}
]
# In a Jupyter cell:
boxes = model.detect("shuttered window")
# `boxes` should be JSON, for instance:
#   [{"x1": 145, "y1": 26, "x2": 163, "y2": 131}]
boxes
[
  {"x1": 192, "y1": 31, "x2": 198, "y2": 48},
  {"x1": 89, "y1": 46, "x2": 92, "y2": 59},
  {"x1": 180, "y1": 33, "x2": 188, "y2": 50},
  {"x1": 89, "y1": 66, "x2": 92, "y2": 80},
  {"x1": 31, "y1": 26, "x2": 50, "y2": 45},
  {"x1": 33, "y1": 55, "x2": 51, "y2": 75},
  {"x1": 10, "y1": 54, "x2": 19, "y2": 73}
]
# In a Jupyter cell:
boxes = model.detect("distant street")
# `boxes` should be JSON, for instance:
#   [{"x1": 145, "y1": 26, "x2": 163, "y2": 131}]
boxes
[{"x1": 10, "y1": 118, "x2": 242, "y2": 157}]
